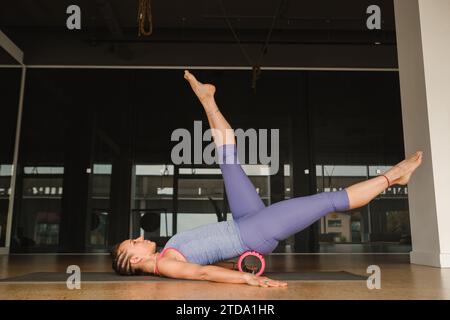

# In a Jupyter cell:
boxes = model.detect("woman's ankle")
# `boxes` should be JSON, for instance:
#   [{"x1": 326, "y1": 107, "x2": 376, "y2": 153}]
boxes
[
  {"x1": 200, "y1": 95, "x2": 215, "y2": 105},
  {"x1": 383, "y1": 167, "x2": 401, "y2": 186},
  {"x1": 205, "y1": 107, "x2": 220, "y2": 116},
  {"x1": 201, "y1": 98, "x2": 219, "y2": 114}
]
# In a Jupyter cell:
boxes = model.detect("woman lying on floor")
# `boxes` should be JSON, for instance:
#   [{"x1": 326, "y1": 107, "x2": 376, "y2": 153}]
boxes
[{"x1": 111, "y1": 71, "x2": 423, "y2": 288}]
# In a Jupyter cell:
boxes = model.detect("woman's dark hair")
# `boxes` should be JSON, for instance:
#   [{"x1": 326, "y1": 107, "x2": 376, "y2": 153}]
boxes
[{"x1": 111, "y1": 243, "x2": 136, "y2": 275}]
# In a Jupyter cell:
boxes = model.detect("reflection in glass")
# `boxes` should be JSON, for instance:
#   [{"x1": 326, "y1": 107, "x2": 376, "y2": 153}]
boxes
[
  {"x1": 131, "y1": 165, "x2": 174, "y2": 246},
  {"x1": 15, "y1": 167, "x2": 64, "y2": 249},
  {"x1": 177, "y1": 213, "x2": 232, "y2": 233},
  {"x1": 177, "y1": 176, "x2": 225, "y2": 236}
]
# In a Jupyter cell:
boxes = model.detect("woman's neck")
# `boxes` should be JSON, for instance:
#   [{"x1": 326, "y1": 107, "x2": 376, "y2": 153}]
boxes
[{"x1": 140, "y1": 253, "x2": 159, "y2": 274}]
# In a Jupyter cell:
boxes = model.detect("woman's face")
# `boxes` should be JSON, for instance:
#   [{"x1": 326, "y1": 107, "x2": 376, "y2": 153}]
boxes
[{"x1": 118, "y1": 236, "x2": 156, "y2": 258}]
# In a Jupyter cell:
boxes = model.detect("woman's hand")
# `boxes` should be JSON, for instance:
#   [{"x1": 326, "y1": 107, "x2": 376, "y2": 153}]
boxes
[{"x1": 243, "y1": 273, "x2": 288, "y2": 288}]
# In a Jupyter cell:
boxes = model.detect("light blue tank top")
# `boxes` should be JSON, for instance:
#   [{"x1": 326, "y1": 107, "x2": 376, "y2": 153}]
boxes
[{"x1": 163, "y1": 220, "x2": 249, "y2": 265}]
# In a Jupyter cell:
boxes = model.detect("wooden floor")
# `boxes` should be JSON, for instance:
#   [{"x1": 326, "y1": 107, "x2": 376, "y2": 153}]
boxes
[{"x1": 0, "y1": 254, "x2": 449, "y2": 300}]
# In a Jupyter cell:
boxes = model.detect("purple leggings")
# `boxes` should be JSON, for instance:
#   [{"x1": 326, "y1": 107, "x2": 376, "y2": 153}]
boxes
[{"x1": 218, "y1": 144, "x2": 350, "y2": 254}]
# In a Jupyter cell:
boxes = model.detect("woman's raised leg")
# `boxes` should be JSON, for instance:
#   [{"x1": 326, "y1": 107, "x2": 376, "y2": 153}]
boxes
[
  {"x1": 184, "y1": 70, "x2": 265, "y2": 219},
  {"x1": 236, "y1": 151, "x2": 423, "y2": 254}
]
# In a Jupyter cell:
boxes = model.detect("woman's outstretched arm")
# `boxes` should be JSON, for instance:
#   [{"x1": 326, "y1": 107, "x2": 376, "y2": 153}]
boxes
[
  {"x1": 157, "y1": 258, "x2": 287, "y2": 288},
  {"x1": 212, "y1": 261, "x2": 236, "y2": 270}
]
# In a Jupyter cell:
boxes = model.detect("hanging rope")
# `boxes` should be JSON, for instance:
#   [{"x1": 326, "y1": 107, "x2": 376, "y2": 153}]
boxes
[
  {"x1": 219, "y1": 0, "x2": 286, "y2": 91},
  {"x1": 138, "y1": 0, "x2": 153, "y2": 37},
  {"x1": 218, "y1": 0, "x2": 254, "y2": 67},
  {"x1": 256, "y1": 0, "x2": 285, "y2": 68}
]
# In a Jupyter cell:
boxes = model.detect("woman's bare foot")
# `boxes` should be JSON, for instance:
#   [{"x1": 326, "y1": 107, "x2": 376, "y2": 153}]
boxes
[
  {"x1": 385, "y1": 151, "x2": 423, "y2": 186},
  {"x1": 184, "y1": 70, "x2": 216, "y2": 102}
]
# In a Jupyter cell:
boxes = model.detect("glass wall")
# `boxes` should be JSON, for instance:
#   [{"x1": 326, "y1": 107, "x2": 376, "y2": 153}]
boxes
[
  {"x1": 16, "y1": 166, "x2": 63, "y2": 249},
  {"x1": 131, "y1": 164, "x2": 175, "y2": 248},
  {"x1": 307, "y1": 71, "x2": 409, "y2": 253},
  {"x1": 177, "y1": 165, "x2": 270, "y2": 233},
  {"x1": 88, "y1": 164, "x2": 112, "y2": 250},
  {"x1": 318, "y1": 165, "x2": 368, "y2": 246},
  {"x1": 317, "y1": 164, "x2": 410, "y2": 253},
  {"x1": 11, "y1": 69, "x2": 134, "y2": 252},
  {"x1": 368, "y1": 166, "x2": 410, "y2": 250},
  {"x1": 0, "y1": 68, "x2": 21, "y2": 248},
  {"x1": 177, "y1": 168, "x2": 227, "y2": 233},
  {"x1": 283, "y1": 163, "x2": 411, "y2": 253},
  {"x1": 11, "y1": 70, "x2": 66, "y2": 252},
  {"x1": 8, "y1": 68, "x2": 407, "y2": 253}
]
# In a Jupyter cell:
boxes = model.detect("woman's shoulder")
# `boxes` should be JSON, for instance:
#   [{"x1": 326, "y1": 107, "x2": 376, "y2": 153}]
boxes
[
  {"x1": 159, "y1": 246, "x2": 187, "y2": 262},
  {"x1": 154, "y1": 246, "x2": 188, "y2": 276}
]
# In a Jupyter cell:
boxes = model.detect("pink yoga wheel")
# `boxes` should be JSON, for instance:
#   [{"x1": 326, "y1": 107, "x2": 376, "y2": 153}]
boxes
[{"x1": 237, "y1": 251, "x2": 266, "y2": 276}]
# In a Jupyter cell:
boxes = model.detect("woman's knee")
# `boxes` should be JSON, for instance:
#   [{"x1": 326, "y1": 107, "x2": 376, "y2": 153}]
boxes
[{"x1": 325, "y1": 189, "x2": 350, "y2": 212}]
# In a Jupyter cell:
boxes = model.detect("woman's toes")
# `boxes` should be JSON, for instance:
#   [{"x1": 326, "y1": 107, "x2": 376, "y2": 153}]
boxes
[
  {"x1": 417, "y1": 151, "x2": 424, "y2": 162},
  {"x1": 412, "y1": 151, "x2": 423, "y2": 166},
  {"x1": 184, "y1": 70, "x2": 195, "y2": 82}
]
